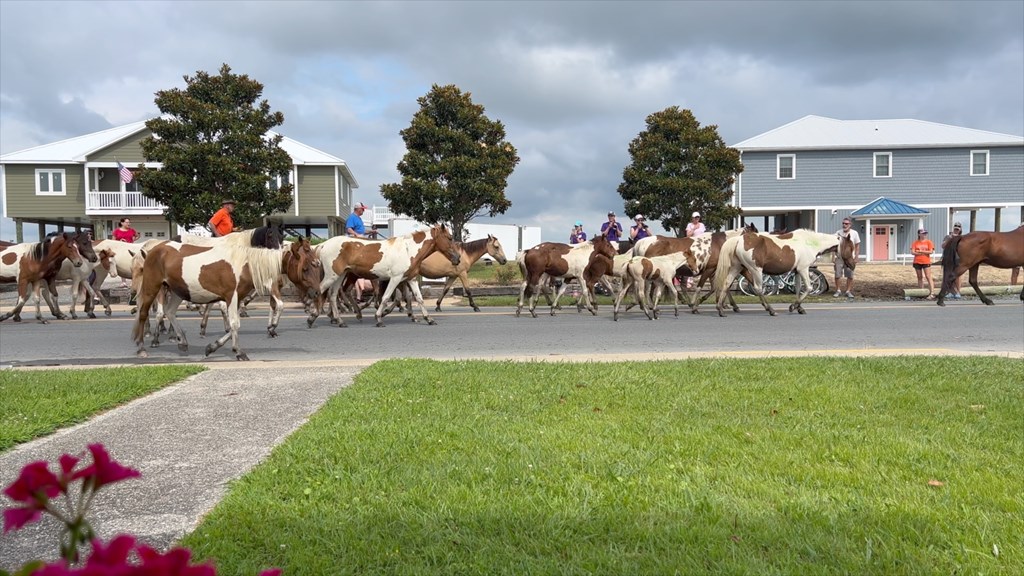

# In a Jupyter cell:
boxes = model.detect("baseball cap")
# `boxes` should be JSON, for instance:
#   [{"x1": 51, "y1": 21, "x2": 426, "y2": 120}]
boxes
[
  {"x1": 607, "y1": 211, "x2": 616, "y2": 216},
  {"x1": 918, "y1": 228, "x2": 927, "y2": 234},
  {"x1": 635, "y1": 214, "x2": 644, "y2": 221},
  {"x1": 222, "y1": 198, "x2": 236, "y2": 205},
  {"x1": 953, "y1": 221, "x2": 962, "y2": 228},
  {"x1": 575, "y1": 220, "x2": 583, "y2": 226},
  {"x1": 354, "y1": 202, "x2": 368, "y2": 210},
  {"x1": 692, "y1": 211, "x2": 701, "y2": 218}
]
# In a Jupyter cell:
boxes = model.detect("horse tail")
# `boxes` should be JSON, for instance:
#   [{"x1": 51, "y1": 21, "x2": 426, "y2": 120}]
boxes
[
  {"x1": 940, "y1": 235, "x2": 962, "y2": 291},
  {"x1": 713, "y1": 235, "x2": 741, "y2": 294}
]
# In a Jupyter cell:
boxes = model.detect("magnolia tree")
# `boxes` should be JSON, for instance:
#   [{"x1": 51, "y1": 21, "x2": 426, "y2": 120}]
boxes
[
  {"x1": 381, "y1": 84, "x2": 519, "y2": 241},
  {"x1": 137, "y1": 64, "x2": 294, "y2": 230},
  {"x1": 617, "y1": 106, "x2": 743, "y2": 236}
]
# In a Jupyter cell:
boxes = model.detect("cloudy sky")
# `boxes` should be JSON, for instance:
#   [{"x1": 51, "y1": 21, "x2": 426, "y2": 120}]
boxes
[{"x1": 2, "y1": 0, "x2": 1022, "y2": 242}]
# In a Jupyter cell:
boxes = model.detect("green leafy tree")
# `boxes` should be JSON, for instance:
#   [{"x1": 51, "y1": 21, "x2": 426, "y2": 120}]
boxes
[
  {"x1": 136, "y1": 64, "x2": 293, "y2": 229},
  {"x1": 381, "y1": 84, "x2": 519, "y2": 241},
  {"x1": 617, "y1": 106, "x2": 743, "y2": 236}
]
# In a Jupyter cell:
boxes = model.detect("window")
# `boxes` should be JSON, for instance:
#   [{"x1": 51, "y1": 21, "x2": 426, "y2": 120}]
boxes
[
  {"x1": 777, "y1": 154, "x2": 795, "y2": 179},
  {"x1": 269, "y1": 171, "x2": 292, "y2": 191},
  {"x1": 124, "y1": 175, "x2": 142, "y2": 192},
  {"x1": 874, "y1": 152, "x2": 892, "y2": 178},
  {"x1": 35, "y1": 169, "x2": 66, "y2": 196},
  {"x1": 970, "y1": 150, "x2": 989, "y2": 176}
]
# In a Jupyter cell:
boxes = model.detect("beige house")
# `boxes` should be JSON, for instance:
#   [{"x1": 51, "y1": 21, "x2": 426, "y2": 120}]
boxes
[{"x1": 0, "y1": 120, "x2": 359, "y2": 241}]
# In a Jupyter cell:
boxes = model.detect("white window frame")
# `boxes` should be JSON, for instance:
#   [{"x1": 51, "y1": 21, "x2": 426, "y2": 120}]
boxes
[
  {"x1": 873, "y1": 152, "x2": 892, "y2": 178},
  {"x1": 777, "y1": 154, "x2": 795, "y2": 180},
  {"x1": 970, "y1": 150, "x2": 989, "y2": 176},
  {"x1": 268, "y1": 170, "x2": 293, "y2": 191},
  {"x1": 35, "y1": 169, "x2": 66, "y2": 196}
]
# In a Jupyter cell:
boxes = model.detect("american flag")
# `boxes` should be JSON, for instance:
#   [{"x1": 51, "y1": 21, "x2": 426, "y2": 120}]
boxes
[{"x1": 117, "y1": 161, "x2": 133, "y2": 184}]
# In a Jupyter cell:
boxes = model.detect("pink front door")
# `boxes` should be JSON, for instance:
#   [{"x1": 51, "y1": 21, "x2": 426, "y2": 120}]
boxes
[{"x1": 873, "y1": 226, "x2": 890, "y2": 261}]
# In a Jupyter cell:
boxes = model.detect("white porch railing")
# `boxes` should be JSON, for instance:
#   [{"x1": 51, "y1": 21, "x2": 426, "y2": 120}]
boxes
[
  {"x1": 369, "y1": 205, "x2": 394, "y2": 227},
  {"x1": 86, "y1": 191, "x2": 165, "y2": 214}
]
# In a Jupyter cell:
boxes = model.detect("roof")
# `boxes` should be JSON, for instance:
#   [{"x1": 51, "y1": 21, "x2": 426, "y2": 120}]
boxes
[
  {"x1": 0, "y1": 121, "x2": 358, "y2": 186},
  {"x1": 850, "y1": 197, "x2": 930, "y2": 218},
  {"x1": 733, "y1": 115, "x2": 1024, "y2": 151}
]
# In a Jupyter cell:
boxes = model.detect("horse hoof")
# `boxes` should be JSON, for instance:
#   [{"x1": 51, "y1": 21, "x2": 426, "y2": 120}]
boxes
[
  {"x1": 130, "y1": 307, "x2": 138, "y2": 315},
  {"x1": 236, "y1": 352, "x2": 250, "y2": 361},
  {"x1": 137, "y1": 349, "x2": 149, "y2": 358},
  {"x1": 936, "y1": 300, "x2": 945, "y2": 307},
  {"x1": 267, "y1": 329, "x2": 278, "y2": 338},
  {"x1": 427, "y1": 319, "x2": 437, "y2": 326},
  {"x1": 13, "y1": 317, "x2": 22, "y2": 323},
  {"x1": 38, "y1": 319, "x2": 49, "y2": 325},
  {"x1": 88, "y1": 312, "x2": 97, "y2": 319},
  {"x1": 205, "y1": 344, "x2": 216, "y2": 357},
  {"x1": 376, "y1": 322, "x2": 386, "y2": 327},
  {"x1": 178, "y1": 343, "x2": 189, "y2": 352},
  {"x1": 104, "y1": 310, "x2": 112, "y2": 317},
  {"x1": 472, "y1": 306, "x2": 480, "y2": 312},
  {"x1": 57, "y1": 315, "x2": 69, "y2": 321},
  {"x1": 239, "y1": 310, "x2": 249, "y2": 318},
  {"x1": 515, "y1": 310, "x2": 521, "y2": 318},
  {"x1": 798, "y1": 307, "x2": 806, "y2": 315},
  {"x1": 768, "y1": 310, "x2": 777, "y2": 316},
  {"x1": 434, "y1": 306, "x2": 442, "y2": 312},
  {"x1": 530, "y1": 311, "x2": 538, "y2": 319}
]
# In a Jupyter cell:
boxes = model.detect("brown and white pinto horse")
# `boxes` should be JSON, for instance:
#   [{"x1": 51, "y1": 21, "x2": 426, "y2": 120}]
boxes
[
  {"x1": 0, "y1": 233, "x2": 89, "y2": 324},
  {"x1": 713, "y1": 229, "x2": 855, "y2": 316},
  {"x1": 938, "y1": 225, "x2": 1024, "y2": 306},
  {"x1": 310, "y1": 225, "x2": 460, "y2": 328},
  {"x1": 613, "y1": 251, "x2": 696, "y2": 321},
  {"x1": 423, "y1": 235, "x2": 508, "y2": 312},
  {"x1": 515, "y1": 234, "x2": 617, "y2": 318},
  {"x1": 50, "y1": 244, "x2": 117, "y2": 319},
  {"x1": 132, "y1": 240, "x2": 315, "y2": 360},
  {"x1": 633, "y1": 224, "x2": 758, "y2": 313}
]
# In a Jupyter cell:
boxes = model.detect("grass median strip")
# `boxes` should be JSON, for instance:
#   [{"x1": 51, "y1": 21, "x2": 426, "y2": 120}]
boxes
[
  {"x1": 0, "y1": 365, "x2": 205, "y2": 452},
  {"x1": 182, "y1": 357, "x2": 1022, "y2": 575}
]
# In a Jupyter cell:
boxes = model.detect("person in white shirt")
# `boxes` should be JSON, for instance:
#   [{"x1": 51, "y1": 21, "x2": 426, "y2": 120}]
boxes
[
  {"x1": 834, "y1": 218, "x2": 861, "y2": 298},
  {"x1": 685, "y1": 211, "x2": 706, "y2": 238}
]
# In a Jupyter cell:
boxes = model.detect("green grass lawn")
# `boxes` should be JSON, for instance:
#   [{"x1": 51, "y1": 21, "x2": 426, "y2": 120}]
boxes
[
  {"x1": 182, "y1": 357, "x2": 1023, "y2": 575},
  {"x1": 0, "y1": 365, "x2": 205, "y2": 452}
]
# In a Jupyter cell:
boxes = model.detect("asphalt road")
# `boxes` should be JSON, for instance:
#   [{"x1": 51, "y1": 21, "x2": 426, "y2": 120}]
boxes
[{"x1": 1, "y1": 296, "x2": 1022, "y2": 366}]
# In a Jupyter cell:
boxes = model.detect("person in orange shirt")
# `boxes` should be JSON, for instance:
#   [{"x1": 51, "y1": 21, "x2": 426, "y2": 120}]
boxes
[
  {"x1": 208, "y1": 199, "x2": 241, "y2": 237},
  {"x1": 911, "y1": 228, "x2": 935, "y2": 299}
]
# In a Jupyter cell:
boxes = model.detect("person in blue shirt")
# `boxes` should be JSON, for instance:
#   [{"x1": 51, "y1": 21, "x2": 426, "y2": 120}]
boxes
[
  {"x1": 630, "y1": 214, "x2": 653, "y2": 241},
  {"x1": 346, "y1": 203, "x2": 375, "y2": 238},
  {"x1": 569, "y1": 220, "x2": 587, "y2": 244}
]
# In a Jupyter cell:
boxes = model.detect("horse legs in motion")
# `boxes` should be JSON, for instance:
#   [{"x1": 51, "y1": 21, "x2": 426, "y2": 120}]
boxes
[{"x1": 937, "y1": 227, "x2": 1024, "y2": 306}]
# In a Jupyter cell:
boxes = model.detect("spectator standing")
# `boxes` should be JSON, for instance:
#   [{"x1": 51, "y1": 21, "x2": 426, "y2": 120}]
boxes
[
  {"x1": 941, "y1": 222, "x2": 964, "y2": 299},
  {"x1": 911, "y1": 228, "x2": 935, "y2": 299},
  {"x1": 600, "y1": 211, "x2": 622, "y2": 242},
  {"x1": 685, "y1": 212, "x2": 706, "y2": 237},
  {"x1": 630, "y1": 214, "x2": 653, "y2": 241},
  {"x1": 208, "y1": 199, "x2": 240, "y2": 237},
  {"x1": 569, "y1": 221, "x2": 587, "y2": 244},
  {"x1": 113, "y1": 218, "x2": 139, "y2": 243},
  {"x1": 833, "y1": 218, "x2": 861, "y2": 298},
  {"x1": 346, "y1": 202, "x2": 375, "y2": 238}
]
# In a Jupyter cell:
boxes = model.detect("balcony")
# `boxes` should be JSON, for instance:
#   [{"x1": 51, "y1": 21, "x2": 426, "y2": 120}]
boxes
[{"x1": 86, "y1": 191, "x2": 166, "y2": 215}]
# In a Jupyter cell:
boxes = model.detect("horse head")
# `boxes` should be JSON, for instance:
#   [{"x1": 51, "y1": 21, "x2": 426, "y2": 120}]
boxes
[
  {"x1": 431, "y1": 225, "x2": 460, "y2": 266},
  {"x1": 52, "y1": 233, "x2": 84, "y2": 268},
  {"x1": 838, "y1": 233, "x2": 858, "y2": 270},
  {"x1": 99, "y1": 249, "x2": 118, "y2": 278},
  {"x1": 744, "y1": 222, "x2": 759, "y2": 234},
  {"x1": 288, "y1": 236, "x2": 322, "y2": 301},
  {"x1": 486, "y1": 235, "x2": 508, "y2": 265},
  {"x1": 73, "y1": 232, "x2": 99, "y2": 263},
  {"x1": 252, "y1": 225, "x2": 284, "y2": 250},
  {"x1": 591, "y1": 234, "x2": 617, "y2": 260}
]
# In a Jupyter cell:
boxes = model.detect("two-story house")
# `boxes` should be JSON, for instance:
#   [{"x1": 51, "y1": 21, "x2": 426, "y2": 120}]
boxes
[
  {"x1": 0, "y1": 120, "x2": 359, "y2": 242},
  {"x1": 731, "y1": 115, "x2": 1024, "y2": 262}
]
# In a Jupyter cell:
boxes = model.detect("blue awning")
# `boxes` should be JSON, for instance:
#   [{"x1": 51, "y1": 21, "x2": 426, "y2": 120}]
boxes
[{"x1": 851, "y1": 197, "x2": 929, "y2": 218}]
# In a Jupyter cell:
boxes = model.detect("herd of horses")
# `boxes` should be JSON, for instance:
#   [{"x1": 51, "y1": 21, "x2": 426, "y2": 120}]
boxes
[{"x1": 1, "y1": 223, "x2": 1021, "y2": 361}]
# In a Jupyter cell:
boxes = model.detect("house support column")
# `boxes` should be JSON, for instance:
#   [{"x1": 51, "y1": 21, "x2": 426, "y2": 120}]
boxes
[
  {"x1": 994, "y1": 207, "x2": 1001, "y2": 232},
  {"x1": 327, "y1": 216, "x2": 344, "y2": 238},
  {"x1": 15, "y1": 219, "x2": 23, "y2": 242},
  {"x1": 37, "y1": 222, "x2": 45, "y2": 239},
  {"x1": 970, "y1": 211, "x2": 977, "y2": 232}
]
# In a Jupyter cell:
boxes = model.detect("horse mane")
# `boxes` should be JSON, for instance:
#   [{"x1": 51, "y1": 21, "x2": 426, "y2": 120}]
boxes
[
  {"x1": 30, "y1": 238, "x2": 49, "y2": 261},
  {"x1": 459, "y1": 237, "x2": 488, "y2": 254},
  {"x1": 233, "y1": 245, "x2": 284, "y2": 296}
]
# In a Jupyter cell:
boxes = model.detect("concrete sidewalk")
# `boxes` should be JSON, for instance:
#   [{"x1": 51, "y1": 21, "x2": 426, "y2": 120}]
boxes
[{"x1": 0, "y1": 365, "x2": 363, "y2": 569}]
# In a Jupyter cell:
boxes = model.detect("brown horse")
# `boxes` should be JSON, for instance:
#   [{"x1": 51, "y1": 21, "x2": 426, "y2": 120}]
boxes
[
  {"x1": 937, "y1": 225, "x2": 1024, "y2": 306},
  {"x1": 0, "y1": 233, "x2": 85, "y2": 324},
  {"x1": 422, "y1": 235, "x2": 508, "y2": 312}
]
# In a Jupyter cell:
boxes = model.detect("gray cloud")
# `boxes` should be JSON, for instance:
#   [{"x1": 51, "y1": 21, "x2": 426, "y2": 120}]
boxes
[{"x1": 2, "y1": 0, "x2": 1021, "y2": 243}]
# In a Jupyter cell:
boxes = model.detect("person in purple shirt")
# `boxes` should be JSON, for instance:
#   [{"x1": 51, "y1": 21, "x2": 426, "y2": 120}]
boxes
[
  {"x1": 600, "y1": 211, "x2": 623, "y2": 242},
  {"x1": 630, "y1": 214, "x2": 653, "y2": 241},
  {"x1": 569, "y1": 220, "x2": 587, "y2": 244}
]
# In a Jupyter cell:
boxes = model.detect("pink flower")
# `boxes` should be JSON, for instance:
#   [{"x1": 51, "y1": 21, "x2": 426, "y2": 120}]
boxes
[
  {"x1": 3, "y1": 460, "x2": 63, "y2": 533},
  {"x1": 74, "y1": 444, "x2": 141, "y2": 489},
  {"x1": 85, "y1": 534, "x2": 136, "y2": 566}
]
